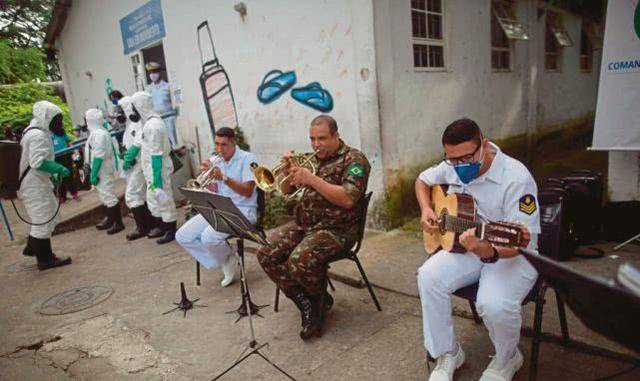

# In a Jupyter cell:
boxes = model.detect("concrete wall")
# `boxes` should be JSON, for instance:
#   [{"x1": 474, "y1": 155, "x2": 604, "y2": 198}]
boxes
[
  {"x1": 373, "y1": 0, "x2": 600, "y2": 179},
  {"x1": 56, "y1": 0, "x2": 384, "y2": 198}
]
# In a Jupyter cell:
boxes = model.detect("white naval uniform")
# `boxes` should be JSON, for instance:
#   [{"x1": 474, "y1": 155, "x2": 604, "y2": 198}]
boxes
[
  {"x1": 147, "y1": 80, "x2": 177, "y2": 147},
  {"x1": 175, "y1": 148, "x2": 258, "y2": 269},
  {"x1": 416, "y1": 142, "x2": 540, "y2": 369}
]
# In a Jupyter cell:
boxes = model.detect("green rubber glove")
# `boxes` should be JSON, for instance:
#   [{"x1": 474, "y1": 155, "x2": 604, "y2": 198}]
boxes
[
  {"x1": 122, "y1": 145, "x2": 141, "y2": 170},
  {"x1": 38, "y1": 160, "x2": 70, "y2": 178},
  {"x1": 151, "y1": 155, "x2": 163, "y2": 189},
  {"x1": 90, "y1": 157, "x2": 103, "y2": 185},
  {"x1": 51, "y1": 173, "x2": 62, "y2": 187}
]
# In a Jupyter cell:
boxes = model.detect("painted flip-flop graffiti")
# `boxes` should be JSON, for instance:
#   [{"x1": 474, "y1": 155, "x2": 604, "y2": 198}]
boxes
[
  {"x1": 291, "y1": 82, "x2": 334, "y2": 113},
  {"x1": 256, "y1": 70, "x2": 297, "y2": 104}
]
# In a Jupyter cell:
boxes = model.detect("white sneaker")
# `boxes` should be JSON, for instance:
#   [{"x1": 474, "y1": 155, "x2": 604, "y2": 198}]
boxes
[
  {"x1": 479, "y1": 348, "x2": 523, "y2": 381},
  {"x1": 220, "y1": 255, "x2": 238, "y2": 287},
  {"x1": 428, "y1": 346, "x2": 465, "y2": 381}
]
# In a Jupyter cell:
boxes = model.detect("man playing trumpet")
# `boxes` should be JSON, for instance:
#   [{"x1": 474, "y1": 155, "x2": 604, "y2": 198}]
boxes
[
  {"x1": 257, "y1": 115, "x2": 371, "y2": 340},
  {"x1": 176, "y1": 127, "x2": 258, "y2": 287}
]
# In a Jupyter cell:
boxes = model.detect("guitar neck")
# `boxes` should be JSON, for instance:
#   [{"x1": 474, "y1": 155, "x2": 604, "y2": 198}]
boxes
[{"x1": 443, "y1": 215, "x2": 484, "y2": 237}]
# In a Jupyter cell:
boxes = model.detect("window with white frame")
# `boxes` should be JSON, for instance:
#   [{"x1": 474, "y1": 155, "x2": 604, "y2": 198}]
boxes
[
  {"x1": 411, "y1": 0, "x2": 445, "y2": 69},
  {"x1": 545, "y1": 11, "x2": 573, "y2": 72}
]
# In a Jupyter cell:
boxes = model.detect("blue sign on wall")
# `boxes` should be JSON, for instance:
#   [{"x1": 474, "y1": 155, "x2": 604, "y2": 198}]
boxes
[{"x1": 120, "y1": 0, "x2": 166, "y2": 55}]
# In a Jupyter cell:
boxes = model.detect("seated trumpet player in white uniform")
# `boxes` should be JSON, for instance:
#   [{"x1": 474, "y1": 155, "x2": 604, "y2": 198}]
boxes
[{"x1": 176, "y1": 127, "x2": 258, "y2": 287}]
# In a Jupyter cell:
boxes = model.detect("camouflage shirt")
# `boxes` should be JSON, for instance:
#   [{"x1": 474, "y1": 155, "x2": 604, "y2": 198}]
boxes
[{"x1": 295, "y1": 140, "x2": 370, "y2": 234}]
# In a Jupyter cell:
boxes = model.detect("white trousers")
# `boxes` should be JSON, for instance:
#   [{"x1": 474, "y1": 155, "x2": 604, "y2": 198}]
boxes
[
  {"x1": 175, "y1": 207, "x2": 256, "y2": 269},
  {"x1": 125, "y1": 163, "x2": 146, "y2": 209},
  {"x1": 164, "y1": 116, "x2": 177, "y2": 148},
  {"x1": 417, "y1": 250, "x2": 537, "y2": 368}
]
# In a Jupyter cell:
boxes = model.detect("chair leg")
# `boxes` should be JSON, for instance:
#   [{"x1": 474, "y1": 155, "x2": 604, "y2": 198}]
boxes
[
  {"x1": 468, "y1": 301, "x2": 482, "y2": 324},
  {"x1": 554, "y1": 289, "x2": 570, "y2": 344},
  {"x1": 196, "y1": 261, "x2": 201, "y2": 286},
  {"x1": 353, "y1": 256, "x2": 382, "y2": 311},
  {"x1": 274, "y1": 287, "x2": 280, "y2": 312},
  {"x1": 327, "y1": 277, "x2": 336, "y2": 291},
  {"x1": 529, "y1": 287, "x2": 547, "y2": 381}
]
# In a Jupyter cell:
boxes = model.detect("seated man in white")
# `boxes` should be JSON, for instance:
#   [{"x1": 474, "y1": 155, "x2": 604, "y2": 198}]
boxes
[
  {"x1": 176, "y1": 127, "x2": 257, "y2": 287},
  {"x1": 416, "y1": 118, "x2": 539, "y2": 381}
]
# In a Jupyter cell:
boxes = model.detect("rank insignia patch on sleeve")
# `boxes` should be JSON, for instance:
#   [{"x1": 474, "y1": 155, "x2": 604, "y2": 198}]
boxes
[{"x1": 519, "y1": 194, "x2": 537, "y2": 215}]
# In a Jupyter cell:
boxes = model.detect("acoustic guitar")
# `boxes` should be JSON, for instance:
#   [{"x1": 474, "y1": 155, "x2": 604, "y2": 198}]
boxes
[{"x1": 423, "y1": 185, "x2": 527, "y2": 254}]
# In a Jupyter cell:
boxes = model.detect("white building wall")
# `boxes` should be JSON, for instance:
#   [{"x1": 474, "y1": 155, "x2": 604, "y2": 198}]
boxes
[
  {"x1": 56, "y1": 0, "x2": 384, "y2": 196},
  {"x1": 373, "y1": 0, "x2": 599, "y2": 174},
  {"x1": 537, "y1": 9, "x2": 600, "y2": 128}
]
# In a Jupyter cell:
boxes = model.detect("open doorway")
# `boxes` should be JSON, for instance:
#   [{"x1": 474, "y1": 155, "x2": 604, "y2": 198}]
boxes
[{"x1": 141, "y1": 42, "x2": 168, "y2": 83}]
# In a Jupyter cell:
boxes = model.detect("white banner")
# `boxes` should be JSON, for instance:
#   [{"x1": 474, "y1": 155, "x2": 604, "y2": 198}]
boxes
[{"x1": 592, "y1": 0, "x2": 640, "y2": 151}]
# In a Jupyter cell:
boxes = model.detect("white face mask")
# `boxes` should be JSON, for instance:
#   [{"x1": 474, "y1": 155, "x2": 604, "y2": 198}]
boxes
[{"x1": 150, "y1": 72, "x2": 161, "y2": 82}]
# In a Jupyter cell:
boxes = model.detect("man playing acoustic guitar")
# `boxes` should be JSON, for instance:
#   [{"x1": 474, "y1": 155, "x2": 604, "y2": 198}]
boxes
[{"x1": 415, "y1": 118, "x2": 540, "y2": 381}]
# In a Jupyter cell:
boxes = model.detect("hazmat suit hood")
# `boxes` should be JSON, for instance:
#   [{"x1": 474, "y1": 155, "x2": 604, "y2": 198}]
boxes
[
  {"x1": 119, "y1": 96, "x2": 134, "y2": 118},
  {"x1": 30, "y1": 101, "x2": 62, "y2": 132},
  {"x1": 85, "y1": 108, "x2": 105, "y2": 133},
  {"x1": 130, "y1": 91, "x2": 157, "y2": 123}
]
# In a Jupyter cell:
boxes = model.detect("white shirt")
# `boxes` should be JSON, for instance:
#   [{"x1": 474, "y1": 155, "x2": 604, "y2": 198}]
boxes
[
  {"x1": 147, "y1": 80, "x2": 172, "y2": 114},
  {"x1": 418, "y1": 142, "x2": 541, "y2": 249},
  {"x1": 212, "y1": 147, "x2": 258, "y2": 209}
]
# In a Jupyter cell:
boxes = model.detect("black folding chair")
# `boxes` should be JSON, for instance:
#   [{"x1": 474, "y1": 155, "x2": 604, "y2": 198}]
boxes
[
  {"x1": 274, "y1": 192, "x2": 382, "y2": 312},
  {"x1": 444, "y1": 278, "x2": 569, "y2": 381}
]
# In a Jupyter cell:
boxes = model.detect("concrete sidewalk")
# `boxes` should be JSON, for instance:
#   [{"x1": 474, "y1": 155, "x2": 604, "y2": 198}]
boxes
[{"x1": 1, "y1": 205, "x2": 639, "y2": 380}]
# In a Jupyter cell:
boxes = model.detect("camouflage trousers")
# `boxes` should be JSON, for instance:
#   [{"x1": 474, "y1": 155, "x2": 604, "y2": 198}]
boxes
[{"x1": 257, "y1": 221, "x2": 354, "y2": 296}]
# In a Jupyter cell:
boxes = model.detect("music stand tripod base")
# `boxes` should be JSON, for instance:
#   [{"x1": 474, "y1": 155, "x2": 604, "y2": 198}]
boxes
[{"x1": 613, "y1": 232, "x2": 640, "y2": 251}]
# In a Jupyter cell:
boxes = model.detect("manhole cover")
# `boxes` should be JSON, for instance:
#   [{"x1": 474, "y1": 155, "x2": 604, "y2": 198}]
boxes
[
  {"x1": 6, "y1": 260, "x2": 38, "y2": 273},
  {"x1": 39, "y1": 286, "x2": 114, "y2": 315}
]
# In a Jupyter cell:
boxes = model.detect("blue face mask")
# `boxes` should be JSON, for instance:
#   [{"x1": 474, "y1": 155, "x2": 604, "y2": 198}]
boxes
[
  {"x1": 454, "y1": 162, "x2": 481, "y2": 184},
  {"x1": 111, "y1": 98, "x2": 119, "y2": 105}
]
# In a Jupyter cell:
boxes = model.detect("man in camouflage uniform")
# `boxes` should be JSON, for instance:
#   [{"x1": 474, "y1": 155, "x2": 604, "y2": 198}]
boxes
[{"x1": 257, "y1": 115, "x2": 370, "y2": 340}]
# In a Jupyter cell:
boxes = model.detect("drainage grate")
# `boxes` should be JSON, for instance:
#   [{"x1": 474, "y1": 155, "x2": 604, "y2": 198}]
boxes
[{"x1": 39, "y1": 286, "x2": 114, "y2": 315}]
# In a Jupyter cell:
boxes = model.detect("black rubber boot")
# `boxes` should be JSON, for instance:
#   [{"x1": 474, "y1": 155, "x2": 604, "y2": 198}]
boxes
[
  {"x1": 106, "y1": 204, "x2": 125, "y2": 235},
  {"x1": 126, "y1": 205, "x2": 149, "y2": 241},
  {"x1": 285, "y1": 287, "x2": 322, "y2": 340},
  {"x1": 96, "y1": 206, "x2": 113, "y2": 230},
  {"x1": 33, "y1": 237, "x2": 71, "y2": 271},
  {"x1": 147, "y1": 216, "x2": 165, "y2": 238},
  {"x1": 23, "y1": 235, "x2": 35, "y2": 257},
  {"x1": 156, "y1": 221, "x2": 176, "y2": 245}
]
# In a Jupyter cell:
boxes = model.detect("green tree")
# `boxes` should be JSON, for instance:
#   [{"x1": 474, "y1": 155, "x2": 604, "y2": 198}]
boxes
[
  {"x1": 0, "y1": 83, "x2": 72, "y2": 139},
  {"x1": 0, "y1": 41, "x2": 48, "y2": 84},
  {"x1": 0, "y1": 0, "x2": 59, "y2": 81}
]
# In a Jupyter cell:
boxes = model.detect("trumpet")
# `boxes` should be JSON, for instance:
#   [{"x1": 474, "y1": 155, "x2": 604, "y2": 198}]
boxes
[
  {"x1": 251, "y1": 151, "x2": 318, "y2": 200},
  {"x1": 185, "y1": 153, "x2": 224, "y2": 190}
]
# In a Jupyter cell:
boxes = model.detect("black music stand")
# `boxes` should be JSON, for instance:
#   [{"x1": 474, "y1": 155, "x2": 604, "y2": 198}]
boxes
[
  {"x1": 180, "y1": 188, "x2": 296, "y2": 381},
  {"x1": 520, "y1": 248, "x2": 640, "y2": 353}
]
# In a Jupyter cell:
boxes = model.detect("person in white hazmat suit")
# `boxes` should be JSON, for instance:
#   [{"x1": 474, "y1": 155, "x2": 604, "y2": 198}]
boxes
[
  {"x1": 119, "y1": 96, "x2": 153, "y2": 240},
  {"x1": 130, "y1": 91, "x2": 178, "y2": 244},
  {"x1": 85, "y1": 108, "x2": 124, "y2": 235},
  {"x1": 18, "y1": 100, "x2": 72, "y2": 270}
]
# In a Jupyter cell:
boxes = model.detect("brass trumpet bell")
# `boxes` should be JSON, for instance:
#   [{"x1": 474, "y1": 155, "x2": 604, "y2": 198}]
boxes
[{"x1": 251, "y1": 152, "x2": 317, "y2": 200}]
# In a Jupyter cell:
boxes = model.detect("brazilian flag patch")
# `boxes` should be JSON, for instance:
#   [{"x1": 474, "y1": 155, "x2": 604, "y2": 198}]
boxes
[
  {"x1": 519, "y1": 194, "x2": 537, "y2": 215},
  {"x1": 347, "y1": 163, "x2": 365, "y2": 177}
]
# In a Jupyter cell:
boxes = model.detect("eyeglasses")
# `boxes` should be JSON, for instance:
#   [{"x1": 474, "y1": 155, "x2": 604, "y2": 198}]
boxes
[{"x1": 443, "y1": 143, "x2": 482, "y2": 166}]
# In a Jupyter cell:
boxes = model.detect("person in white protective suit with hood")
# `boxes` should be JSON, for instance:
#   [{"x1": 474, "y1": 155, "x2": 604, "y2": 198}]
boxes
[
  {"x1": 119, "y1": 96, "x2": 153, "y2": 240},
  {"x1": 130, "y1": 91, "x2": 178, "y2": 244},
  {"x1": 85, "y1": 108, "x2": 125, "y2": 235},
  {"x1": 18, "y1": 100, "x2": 72, "y2": 270}
]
